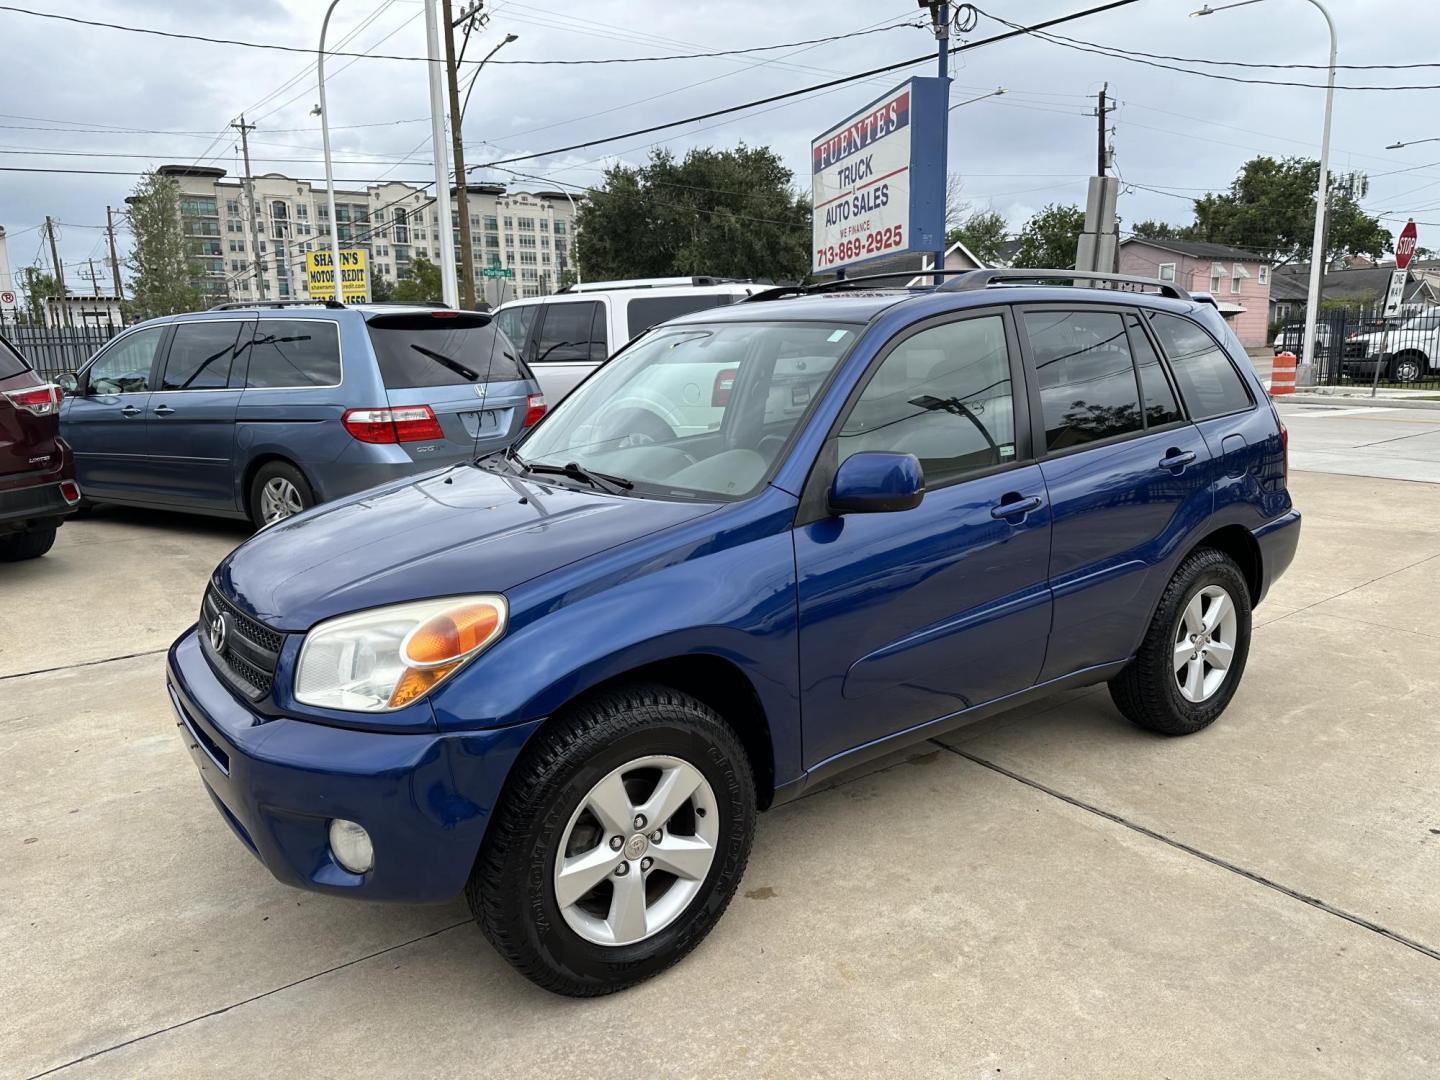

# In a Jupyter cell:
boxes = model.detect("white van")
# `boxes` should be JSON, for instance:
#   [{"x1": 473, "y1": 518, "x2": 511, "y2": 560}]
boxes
[{"x1": 491, "y1": 278, "x2": 765, "y2": 402}]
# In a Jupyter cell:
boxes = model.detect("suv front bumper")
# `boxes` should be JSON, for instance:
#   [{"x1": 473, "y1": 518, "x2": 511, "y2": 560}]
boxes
[{"x1": 166, "y1": 627, "x2": 541, "y2": 902}]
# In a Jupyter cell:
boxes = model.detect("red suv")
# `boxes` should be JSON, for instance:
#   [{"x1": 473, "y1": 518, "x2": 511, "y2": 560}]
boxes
[{"x1": 0, "y1": 332, "x2": 81, "y2": 560}]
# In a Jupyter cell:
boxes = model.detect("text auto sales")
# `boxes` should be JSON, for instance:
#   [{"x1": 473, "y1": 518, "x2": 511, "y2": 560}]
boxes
[{"x1": 812, "y1": 92, "x2": 911, "y2": 266}]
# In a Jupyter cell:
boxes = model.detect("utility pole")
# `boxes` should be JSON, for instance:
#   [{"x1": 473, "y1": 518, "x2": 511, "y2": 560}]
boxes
[
  {"x1": 443, "y1": 0, "x2": 477, "y2": 309},
  {"x1": 231, "y1": 115, "x2": 267, "y2": 301},
  {"x1": 44, "y1": 216, "x2": 70, "y2": 328},
  {"x1": 86, "y1": 258, "x2": 102, "y2": 298},
  {"x1": 1096, "y1": 83, "x2": 1109, "y2": 177},
  {"x1": 424, "y1": 0, "x2": 460, "y2": 307},
  {"x1": 105, "y1": 206, "x2": 125, "y2": 301}
]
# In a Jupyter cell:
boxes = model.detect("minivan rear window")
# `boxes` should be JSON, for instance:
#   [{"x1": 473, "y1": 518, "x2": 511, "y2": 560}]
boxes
[
  {"x1": 625, "y1": 294, "x2": 734, "y2": 338},
  {"x1": 0, "y1": 335, "x2": 30, "y2": 379},
  {"x1": 367, "y1": 313, "x2": 523, "y2": 388}
]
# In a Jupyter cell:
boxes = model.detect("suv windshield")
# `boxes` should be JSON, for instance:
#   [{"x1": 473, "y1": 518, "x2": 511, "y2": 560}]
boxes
[
  {"x1": 517, "y1": 320, "x2": 858, "y2": 499},
  {"x1": 367, "y1": 313, "x2": 523, "y2": 388}
]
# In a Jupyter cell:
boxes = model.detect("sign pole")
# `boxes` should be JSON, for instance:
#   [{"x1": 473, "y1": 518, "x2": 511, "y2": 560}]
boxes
[{"x1": 1372, "y1": 219, "x2": 1417, "y2": 398}]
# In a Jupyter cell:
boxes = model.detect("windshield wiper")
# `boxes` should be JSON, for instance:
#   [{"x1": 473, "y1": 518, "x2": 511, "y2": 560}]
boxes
[
  {"x1": 514, "y1": 454, "x2": 634, "y2": 494},
  {"x1": 410, "y1": 342, "x2": 478, "y2": 381}
]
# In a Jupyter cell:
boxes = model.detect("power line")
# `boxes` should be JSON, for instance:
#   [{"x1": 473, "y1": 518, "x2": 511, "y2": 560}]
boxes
[
  {"x1": 0, "y1": 5, "x2": 924, "y2": 67},
  {"x1": 972, "y1": 8, "x2": 1440, "y2": 92}
]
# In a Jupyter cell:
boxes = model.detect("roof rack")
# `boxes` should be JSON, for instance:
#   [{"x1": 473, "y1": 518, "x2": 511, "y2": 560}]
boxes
[
  {"x1": 742, "y1": 270, "x2": 975, "y2": 303},
  {"x1": 359, "y1": 300, "x2": 452, "y2": 309},
  {"x1": 938, "y1": 269, "x2": 1191, "y2": 301},
  {"x1": 559, "y1": 276, "x2": 745, "y2": 294},
  {"x1": 208, "y1": 299, "x2": 345, "y2": 311}
]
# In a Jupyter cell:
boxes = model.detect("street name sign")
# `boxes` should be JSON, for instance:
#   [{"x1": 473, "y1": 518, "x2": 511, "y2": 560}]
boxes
[{"x1": 810, "y1": 77, "x2": 946, "y2": 275}]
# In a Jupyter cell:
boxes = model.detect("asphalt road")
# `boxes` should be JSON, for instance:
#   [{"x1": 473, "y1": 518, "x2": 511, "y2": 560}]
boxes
[{"x1": 4, "y1": 435, "x2": 1440, "y2": 1077}]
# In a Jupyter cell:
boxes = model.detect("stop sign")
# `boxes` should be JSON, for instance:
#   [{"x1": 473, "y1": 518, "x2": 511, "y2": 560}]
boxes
[{"x1": 1396, "y1": 220, "x2": 1419, "y2": 270}]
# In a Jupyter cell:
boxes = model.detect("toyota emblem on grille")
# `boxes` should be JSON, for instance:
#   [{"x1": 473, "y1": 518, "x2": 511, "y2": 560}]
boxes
[{"x1": 209, "y1": 612, "x2": 229, "y2": 653}]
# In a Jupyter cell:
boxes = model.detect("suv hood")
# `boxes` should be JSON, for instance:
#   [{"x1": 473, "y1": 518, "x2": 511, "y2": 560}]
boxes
[{"x1": 214, "y1": 465, "x2": 718, "y2": 629}]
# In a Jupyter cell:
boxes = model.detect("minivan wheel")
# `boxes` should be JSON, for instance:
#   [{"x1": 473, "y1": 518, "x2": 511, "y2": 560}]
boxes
[
  {"x1": 248, "y1": 462, "x2": 314, "y2": 527},
  {"x1": 468, "y1": 683, "x2": 756, "y2": 997},
  {"x1": 1108, "y1": 548, "x2": 1252, "y2": 736},
  {"x1": 0, "y1": 526, "x2": 57, "y2": 562}
]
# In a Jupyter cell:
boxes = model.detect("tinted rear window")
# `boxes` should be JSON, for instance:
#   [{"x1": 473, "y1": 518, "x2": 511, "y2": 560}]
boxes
[
  {"x1": 625, "y1": 294, "x2": 733, "y2": 337},
  {"x1": 0, "y1": 335, "x2": 29, "y2": 379},
  {"x1": 1148, "y1": 313, "x2": 1253, "y2": 420},
  {"x1": 244, "y1": 320, "x2": 341, "y2": 388},
  {"x1": 367, "y1": 314, "x2": 523, "y2": 388}
]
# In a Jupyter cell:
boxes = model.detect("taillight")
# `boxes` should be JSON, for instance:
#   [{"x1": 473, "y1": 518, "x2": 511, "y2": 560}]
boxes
[
  {"x1": 3, "y1": 384, "x2": 62, "y2": 416},
  {"x1": 60, "y1": 480, "x2": 81, "y2": 504},
  {"x1": 522, "y1": 393, "x2": 547, "y2": 428},
  {"x1": 341, "y1": 405, "x2": 444, "y2": 444},
  {"x1": 1279, "y1": 418, "x2": 1289, "y2": 481},
  {"x1": 712, "y1": 367, "x2": 737, "y2": 407}
]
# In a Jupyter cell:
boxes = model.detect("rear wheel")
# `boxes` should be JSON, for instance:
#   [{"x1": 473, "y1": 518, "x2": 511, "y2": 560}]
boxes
[
  {"x1": 1109, "y1": 548, "x2": 1252, "y2": 736},
  {"x1": 248, "y1": 461, "x2": 314, "y2": 528},
  {"x1": 0, "y1": 527, "x2": 57, "y2": 562},
  {"x1": 468, "y1": 683, "x2": 755, "y2": 996}
]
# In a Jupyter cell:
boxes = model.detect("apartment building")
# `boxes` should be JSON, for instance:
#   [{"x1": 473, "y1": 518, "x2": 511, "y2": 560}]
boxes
[{"x1": 155, "y1": 166, "x2": 578, "y2": 306}]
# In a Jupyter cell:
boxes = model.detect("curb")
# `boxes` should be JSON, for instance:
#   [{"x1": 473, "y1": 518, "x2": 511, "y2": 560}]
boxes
[{"x1": 1282, "y1": 393, "x2": 1440, "y2": 412}]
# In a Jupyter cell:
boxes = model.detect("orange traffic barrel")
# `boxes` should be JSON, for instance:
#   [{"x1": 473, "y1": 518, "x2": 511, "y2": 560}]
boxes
[{"x1": 1270, "y1": 351, "x2": 1297, "y2": 396}]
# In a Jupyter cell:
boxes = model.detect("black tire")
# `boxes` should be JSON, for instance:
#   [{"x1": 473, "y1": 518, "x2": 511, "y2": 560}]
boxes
[
  {"x1": 247, "y1": 461, "x2": 314, "y2": 528},
  {"x1": 1390, "y1": 353, "x2": 1427, "y2": 384},
  {"x1": 1108, "y1": 548, "x2": 1252, "y2": 736},
  {"x1": 0, "y1": 527, "x2": 57, "y2": 562},
  {"x1": 468, "y1": 683, "x2": 756, "y2": 997}
]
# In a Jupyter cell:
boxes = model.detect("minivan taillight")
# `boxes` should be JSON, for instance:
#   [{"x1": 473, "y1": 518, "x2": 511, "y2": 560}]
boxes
[
  {"x1": 522, "y1": 393, "x2": 547, "y2": 427},
  {"x1": 3, "y1": 384, "x2": 62, "y2": 416},
  {"x1": 342, "y1": 405, "x2": 444, "y2": 444},
  {"x1": 712, "y1": 367, "x2": 738, "y2": 407}
]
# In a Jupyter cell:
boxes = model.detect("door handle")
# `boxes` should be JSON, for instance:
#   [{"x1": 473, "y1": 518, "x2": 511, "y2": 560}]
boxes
[
  {"x1": 153, "y1": 404, "x2": 175, "y2": 416},
  {"x1": 120, "y1": 404, "x2": 142, "y2": 417},
  {"x1": 991, "y1": 494, "x2": 1043, "y2": 520},
  {"x1": 1159, "y1": 449, "x2": 1197, "y2": 471}
]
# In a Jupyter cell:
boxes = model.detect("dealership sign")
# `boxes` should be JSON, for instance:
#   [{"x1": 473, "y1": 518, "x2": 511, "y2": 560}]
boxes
[
  {"x1": 306, "y1": 249, "x2": 368, "y2": 302},
  {"x1": 811, "y1": 77, "x2": 946, "y2": 274}
]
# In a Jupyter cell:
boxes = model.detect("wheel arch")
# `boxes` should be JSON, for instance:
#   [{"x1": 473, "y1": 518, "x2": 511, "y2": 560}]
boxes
[
  {"x1": 1184, "y1": 524, "x2": 1261, "y2": 605},
  {"x1": 240, "y1": 453, "x2": 314, "y2": 517}
]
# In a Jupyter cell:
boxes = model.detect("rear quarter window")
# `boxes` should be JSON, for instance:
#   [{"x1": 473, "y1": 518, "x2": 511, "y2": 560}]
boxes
[
  {"x1": 367, "y1": 313, "x2": 523, "y2": 388},
  {"x1": 1148, "y1": 313, "x2": 1254, "y2": 420},
  {"x1": 0, "y1": 335, "x2": 30, "y2": 379}
]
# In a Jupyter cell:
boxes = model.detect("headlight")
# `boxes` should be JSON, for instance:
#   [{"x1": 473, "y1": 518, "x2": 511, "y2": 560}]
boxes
[{"x1": 294, "y1": 595, "x2": 507, "y2": 712}]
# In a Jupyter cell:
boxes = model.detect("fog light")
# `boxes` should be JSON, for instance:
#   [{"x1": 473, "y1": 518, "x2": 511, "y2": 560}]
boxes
[{"x1": 328, "y1": 818, "x2": 373, "y2": 874}]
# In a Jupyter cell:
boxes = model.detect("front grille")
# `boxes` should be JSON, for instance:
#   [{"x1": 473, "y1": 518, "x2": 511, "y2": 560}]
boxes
[{"x1": 200, "y1": 587, "x2": 285, "y2": 701}]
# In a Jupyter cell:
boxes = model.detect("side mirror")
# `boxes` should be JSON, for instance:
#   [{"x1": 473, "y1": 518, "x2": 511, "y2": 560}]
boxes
[
  {"x1": 830, "y1": 451, "x2": 924, "y2": 514},
  {"x1": 55, "y1": 373, "x2": 79, "y2": 395}
]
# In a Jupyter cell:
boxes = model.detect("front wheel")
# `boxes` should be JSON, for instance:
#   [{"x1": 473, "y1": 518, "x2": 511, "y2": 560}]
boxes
[
  {"x1": 1390, "y1": 353, "x2": 1427, "y2": 384},
  {"x1": 468, "y1": 683, "x2": 756, "y2": 996},
  {"x1": 1109, "y1": 548, "x2": 1252, "y2": 736}
]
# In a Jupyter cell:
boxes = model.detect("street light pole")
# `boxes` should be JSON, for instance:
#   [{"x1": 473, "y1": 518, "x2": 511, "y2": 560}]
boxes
[
  {"x1": 316, "y1": 1, "x2": 347, "y2": 305},
  {"x1": 1193, "y1": 0, "x2": 1336, "y2": 381},
  {"x1": 423, "y1": 0, "x2": 459, "y2": 307}
]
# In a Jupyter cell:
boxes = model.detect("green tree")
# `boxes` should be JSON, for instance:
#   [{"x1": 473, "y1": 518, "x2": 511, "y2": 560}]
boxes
[
  {"x1": 16, "y1": 267, "x2": 56, "y2": 324},
  {"x1": 556, "y1": 266, "x2": 578, "y2": 291},
  {"x1": 576, "y1": 144, "x2": 811, "y2": 281},
  {"x1": 947, "y1": 209, "x2": 1008, "y2": 264},
  {"x1": 1130, "y1": 219, "x2": 1188, "y2": 241},
  {"x1": 391, "y1": 255, "x2": 443, "y2": 302},
  {"x1": 1189, "y1": 157, "x2": 1389, "y2": 266},
  {"x1": 369, "y1": 271, "x2": 394, "y2": 302},
  {"x1": 124, "y1": 171, "x2": 205, "y2": 319},
  {"x1": 1012, "y1": 204, "x2": 1086, "y2": 269}
]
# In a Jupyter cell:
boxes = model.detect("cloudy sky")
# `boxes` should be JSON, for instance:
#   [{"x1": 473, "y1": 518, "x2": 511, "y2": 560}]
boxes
[{"x1": 2, "y1": 0, "x2": 1437, "y2": 287}]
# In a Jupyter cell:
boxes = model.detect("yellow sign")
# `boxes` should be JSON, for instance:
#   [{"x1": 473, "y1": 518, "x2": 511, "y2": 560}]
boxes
[{"x1": 306, "y1": 249, "x2": 368, "y2": 302}]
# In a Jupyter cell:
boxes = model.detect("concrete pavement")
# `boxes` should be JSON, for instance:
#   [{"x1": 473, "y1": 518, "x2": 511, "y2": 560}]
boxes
[
  {"x1": 4, "y1": 471, "x2": 1440, "y2": 1078},
  {"x1": 1277, "y1": 399, "x2": 1440, "y2": 484}
]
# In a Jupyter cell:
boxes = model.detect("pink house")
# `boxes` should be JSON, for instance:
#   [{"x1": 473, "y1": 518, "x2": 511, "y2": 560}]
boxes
[{"x1": 1118, "y1": 239, "x2": 1273, "y2": 348}]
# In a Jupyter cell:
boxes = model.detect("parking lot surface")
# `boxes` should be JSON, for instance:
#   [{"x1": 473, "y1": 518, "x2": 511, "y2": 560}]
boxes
[{"x1": 5, "y1": 414, "x2": 1440, "y2": 1078}]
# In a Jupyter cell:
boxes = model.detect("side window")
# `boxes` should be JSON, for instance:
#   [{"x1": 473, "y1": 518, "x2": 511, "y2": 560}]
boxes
[
  {"x1": 533, "y1": 301, "x2": 601, "y2": 364},
  {"x1": 1148, "y1": 313, "x2": 1253, "y2": 420},
  {"x1": 493, "y1": 305, "x2": 537, "y2": 351},
  {"x1": 1024, "y1": 310, "x2": 1143, "y2": 451},
  {"x1": 625, "y1": 295, "x2": 725, "y2": 338},
  {"x1": 86, "y1": 326, "x2": 165, "y2": 395},
  {"x1": 1125, "y1": 314, "x2": 1183, "y2": 427},
  {"x1": 161, "y1": 321, "x2": 242, "y2": 391},
  {"x1": 838, "y1": 315, "x2": 1016, "y2": 485},
  {"x1": 243, "y1": 320, "x2": 342, "y2": 388},
  {"x1": 589, "y1": 304, "x2": 610, "y2": 363}
]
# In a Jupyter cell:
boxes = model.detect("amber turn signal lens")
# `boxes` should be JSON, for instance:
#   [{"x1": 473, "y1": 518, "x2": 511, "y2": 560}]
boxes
[
  {"x1": 402, "y1": 603, "x2": 503, "y2": 667},
  {"x1": 388, "y1": 663, "x2": 460, "y2": 709}
]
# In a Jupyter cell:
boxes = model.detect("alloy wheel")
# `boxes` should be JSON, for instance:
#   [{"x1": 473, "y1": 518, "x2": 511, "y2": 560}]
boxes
[
  {"x1": 1172, "y1": 584, "x2": 1238, "y2": 703},
  {"x1": 260, "y1": 477, "x2": 304, "y2": 523},
  {"x1": 553, "y1": 755, "x2": 718, "y2": 947}
]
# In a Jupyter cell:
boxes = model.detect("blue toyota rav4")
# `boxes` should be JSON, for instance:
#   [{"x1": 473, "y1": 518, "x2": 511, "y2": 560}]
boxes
[{"x1": 167, "y1": 270, "x2": 1300, "y2": 996}]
